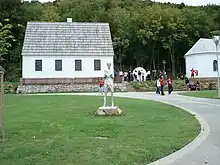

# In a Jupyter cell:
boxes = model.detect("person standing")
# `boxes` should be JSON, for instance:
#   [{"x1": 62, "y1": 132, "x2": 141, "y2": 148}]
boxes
[
  {"x1": 128, "y1": 70, "x2": 131, "y2": 82},
  {"x1": 156, "y1": 78, "x2": 161, "y2": 94},
  {"x1": 190, "y1": 68, "x2": 195, "y2": 78},
  {"x1": 160, "y1": 76, "x2": 165, "y2": 96},
  {"x1": 124, "y1": 71, "x2": 128, "y2": 81},
  {"x1": 138, "y1": 70, "x2": 142, "y2": 81},
  {"x1": 163, "y1": 71, "x2": 167, "y2": 79},
  {"x1": 98, "y1": 78, "x2": 104, "y2": 94},
  {"x1": 119, "y1": 71, "x2": 123, "y2": 77},
  {"x1": 167, "y1": 78, "x2": 173, "y2": 94},
  {"x1": 185, "y1": 77, "x2": 189, "y2": 91},
  {"x1": 159, "y1": 70, "x2": 162, "y2": 78}
]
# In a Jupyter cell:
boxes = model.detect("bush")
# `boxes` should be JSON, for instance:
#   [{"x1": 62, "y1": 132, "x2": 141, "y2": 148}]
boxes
[
  {"x1": 208, "y1": 83, "x2": 213, "y2": 90},
  {"x1": 130, "y1": 79, "x2": 217, "y2": 92},
  {"x1": 3, "y1": 82, "x2": 18, "y2": 94}
]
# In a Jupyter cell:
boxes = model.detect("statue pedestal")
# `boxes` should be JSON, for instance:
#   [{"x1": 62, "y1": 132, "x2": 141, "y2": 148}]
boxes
[{"x1": 95, "y1": 106, "x2": 122, "y2": 116}]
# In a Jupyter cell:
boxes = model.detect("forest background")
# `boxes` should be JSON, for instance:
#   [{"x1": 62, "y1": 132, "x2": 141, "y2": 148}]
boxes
[{"x1": 0, "y1": 0, "x2": 220, "y2": 80}]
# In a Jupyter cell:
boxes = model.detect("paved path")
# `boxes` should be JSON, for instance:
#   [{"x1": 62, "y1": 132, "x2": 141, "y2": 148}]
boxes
[
  {"x1": 31, "y1": 92, "x2": 220, "y2": 165},
  {"x1": 114, "y1": 92, "x2": 220, "y2": 165}
]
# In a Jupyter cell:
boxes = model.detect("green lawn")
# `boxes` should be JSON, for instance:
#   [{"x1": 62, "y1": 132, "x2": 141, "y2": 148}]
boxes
[
  {"x1": 179, "y1": 90, "x2": 218, "y2": 99},
  {"x1": 0, "y1": 95, "x2": 200, "y2": 165}
]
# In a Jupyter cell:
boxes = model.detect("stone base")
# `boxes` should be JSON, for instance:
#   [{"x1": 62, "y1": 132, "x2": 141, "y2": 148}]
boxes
[{"x1": 95, "y1": 106, "x2": 123, "y2": 116}]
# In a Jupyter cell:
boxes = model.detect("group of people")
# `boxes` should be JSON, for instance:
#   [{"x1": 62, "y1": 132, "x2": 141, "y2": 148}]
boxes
[
  {"x1": 185, "y1": 77, "x2": 200, "y2": 91},
  {"x1": 155, "y1": 74, "x2": 173, "y2": 95},
  {"x1": 98, "y1": 68, "x2": 174, "y2": 95},
  {"x1": 115, "y1": 68, "x2": 152, "y2": 82},
  {"x1": 114, "y1": 70, "x2": 134, "y2": 82}
]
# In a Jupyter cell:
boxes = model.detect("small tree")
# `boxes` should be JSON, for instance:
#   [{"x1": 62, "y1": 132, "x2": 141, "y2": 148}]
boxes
[{"x1": 0, "y1": 19, "x2": 16, "y2": 60}]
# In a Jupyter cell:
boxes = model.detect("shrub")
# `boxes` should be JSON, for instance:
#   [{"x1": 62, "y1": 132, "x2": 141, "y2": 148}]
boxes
[
  {"x1": 208, "y1": 83, "x2": 213, "y2": 90},
  {"x1": 3, "y1": 82, "x2": 18, "y2": 94},
  {"x1": 130, "y1": 79, "x2": 217, "y2": 92}
]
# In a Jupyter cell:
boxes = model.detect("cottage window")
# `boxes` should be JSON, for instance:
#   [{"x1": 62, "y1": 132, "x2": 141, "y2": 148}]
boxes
[
  {"x1": 213, "y1": 60, "x2": 218, "y2": 71},
  {"x1": 55, "y1": 60, "x2": 62, "y2": 71},
  {"x1": 94, "y1": 59, "x2": 101, "y2": 71},
  {"x1": 35, "y1": 60, "x2": 42, "y2": 71},
  {"x1": 75, "y1": 60, "x2": 82, "y2": 71}
]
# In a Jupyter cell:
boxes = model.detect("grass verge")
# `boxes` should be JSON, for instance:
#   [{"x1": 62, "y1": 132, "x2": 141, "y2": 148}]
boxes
[
  {"x1": 179, "y1": 90, "x2": 218, "y2": 99},
  {"x1": 0, "y1": 95, "x2": 200, "y2": 165}
]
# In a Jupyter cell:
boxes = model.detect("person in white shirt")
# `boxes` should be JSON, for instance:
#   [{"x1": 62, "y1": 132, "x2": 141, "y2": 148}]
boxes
[
  {"x1": 119, "y1": 71, "x2": 123, "y2": 77},
  {"x1": 124, "y1": 72, "x2": 128, "y2": 81},
  {"x1": 156, "y1": 78, "x2": 161, "y2": 94}
]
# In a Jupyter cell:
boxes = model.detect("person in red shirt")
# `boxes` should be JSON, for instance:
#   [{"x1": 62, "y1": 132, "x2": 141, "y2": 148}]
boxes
[
  {"x1": 98, "y1": 78, "x2": 104, "y2": 94},
  {"x1": 160, "y1": 76, "x2": 165, "y2": 95},
  {"x1": 190, "y1": 68, "x2": 195, "y2": 78},
  {"x1": 167, "y1": 78, "x2": 173, "y2": 94}
]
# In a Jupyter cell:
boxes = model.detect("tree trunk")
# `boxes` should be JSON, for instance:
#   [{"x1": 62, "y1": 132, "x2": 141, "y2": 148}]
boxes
[
  {"x1": 171, "y1": 56, "x2": 176, "y2": 76},
  {"x1": 119, "y1": 48, "x2": 122, "y2": 71},
  {"x1": 152, "y1": 43, "x2": 155, "y2": 70},
  {"x1": 170, "y1": 50, "x2": 176, "y2": 76},
  {"x1": 157, "y1": 51, "x2": 160, "y2": 70},
  {"x1": 119, "y1": 60, "x2": 122, "y2": 71},
  {"x1": 169, "y1": 40, "x2": 176, "y2": 76}
]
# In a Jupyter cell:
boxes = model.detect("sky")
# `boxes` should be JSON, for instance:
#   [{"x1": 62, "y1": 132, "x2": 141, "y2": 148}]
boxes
[{"x1": 24, "y1": 0, "x2": 220, "y2": 6}]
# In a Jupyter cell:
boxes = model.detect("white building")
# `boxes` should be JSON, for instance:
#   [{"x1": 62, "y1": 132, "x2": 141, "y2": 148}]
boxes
[
  {"x1": 21, "y1": 19, "x2": 114, "y2": 84},
  {"x1": 185, "y1": 37, "x2": 220, "y2": 78}
]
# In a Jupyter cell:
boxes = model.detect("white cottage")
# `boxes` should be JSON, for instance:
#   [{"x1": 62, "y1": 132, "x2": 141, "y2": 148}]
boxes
[
  {"x1": 21, "y1": 19, "x2": 114, "y2": 84},
  {"x1": 185, "y1": 37, "x2": 220, "y2": 78}
]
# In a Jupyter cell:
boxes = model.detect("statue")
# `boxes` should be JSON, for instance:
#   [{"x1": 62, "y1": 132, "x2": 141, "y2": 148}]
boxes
[
  {"x1": 103, "y1": 63, "x2": 114, "y2": 107},
  {"x1": 95, "y1": 62, "x2": 122, "y2": 116}
]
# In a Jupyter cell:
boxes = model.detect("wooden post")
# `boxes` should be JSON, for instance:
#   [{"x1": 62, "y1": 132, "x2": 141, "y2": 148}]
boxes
[{"x1": 0, "y1": 72, "x2": 5, "y2": 144}]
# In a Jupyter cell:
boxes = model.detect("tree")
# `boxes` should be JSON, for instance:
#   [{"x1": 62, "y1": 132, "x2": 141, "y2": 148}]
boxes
[
  {"x1": 41, "y1": 5, "x2": 60, "y2": 22},
  {"x1": 161, "y1": 7, "x2": 187, "y2": 76},
  {"x1": 108, "y1": 7, "x2": 131, "y2": 70},
  {"x1": 22, "y1": 1, "x2": 44, "y2": 21},
  {"x1": 0, "y1": 0, "x2": 220, "y2": 79},
  {"x1": 113, "y1": 37, "x2": 129, "y2": 70},
  {"x1": 58, "y1": 0, "x2": 106, "y2": 22},
  {"x1": 137, "y1": 5, "x2": 164, "y2": 70},
  {"x1": 0, "y1": 19, "x2": 15, "y2": 60}
]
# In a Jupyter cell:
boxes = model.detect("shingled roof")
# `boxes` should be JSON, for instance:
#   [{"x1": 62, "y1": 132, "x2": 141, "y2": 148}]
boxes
[
  {"x1": 185, "y1": 38, "x2": 220, "y2": 57},
  {"x1": 22, "y1": 22, "x2": 114, "y2": 56}
]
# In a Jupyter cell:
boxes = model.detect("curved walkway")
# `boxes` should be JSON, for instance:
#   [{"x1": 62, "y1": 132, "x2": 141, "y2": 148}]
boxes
[
  {"x1": 32, "y1": 92, "x2": 220, "y2": 165},
  {"x1": 114, "y1": 92, "x2": 220, "y2": 165}
]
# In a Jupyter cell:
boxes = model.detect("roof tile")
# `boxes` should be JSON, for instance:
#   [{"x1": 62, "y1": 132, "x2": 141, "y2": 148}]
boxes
[
  {"x1": 185, "y1": 38, "x2": 220, "y2": 56},
  {"x1": 22, "y1": 22, "x2": 114, "y2": 56}
]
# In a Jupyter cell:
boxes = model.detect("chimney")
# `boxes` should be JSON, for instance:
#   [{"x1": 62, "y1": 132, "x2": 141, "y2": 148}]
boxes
[{"x1": 67, "y1": 18, "x2": 72, "y2": 22}]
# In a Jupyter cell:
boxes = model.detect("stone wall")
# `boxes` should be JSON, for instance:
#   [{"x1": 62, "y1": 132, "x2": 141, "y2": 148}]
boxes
[{"x1": 16, "y1": 83, "x2": 128, "y2": 94}]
